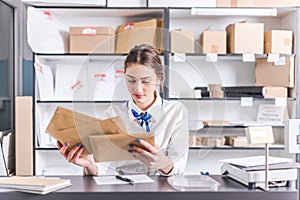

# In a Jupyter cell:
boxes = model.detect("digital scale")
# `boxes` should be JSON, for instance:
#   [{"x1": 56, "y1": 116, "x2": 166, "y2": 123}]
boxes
[{"x1": 221, "y1": 163, "x2": 297, "y2": 189}]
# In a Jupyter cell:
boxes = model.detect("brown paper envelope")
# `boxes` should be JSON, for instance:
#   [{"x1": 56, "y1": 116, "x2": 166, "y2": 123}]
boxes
[
  {"x1": 45, "y1": 106, "x2": 151, "y2": 162},
  {"x1": 89, "y1": 133, "x2": 155, "y2": 162},
  {"x1": 51, "y1": 107, "x2": 99, "y2": 130},
  {"x1": 48, "y1": 107, "x2": 127, "y2": 134}
]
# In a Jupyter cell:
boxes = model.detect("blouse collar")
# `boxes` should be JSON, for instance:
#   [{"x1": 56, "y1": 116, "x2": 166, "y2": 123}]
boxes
[{"x1": 127, "y1": 91, "x2": 163, "y2": 122}]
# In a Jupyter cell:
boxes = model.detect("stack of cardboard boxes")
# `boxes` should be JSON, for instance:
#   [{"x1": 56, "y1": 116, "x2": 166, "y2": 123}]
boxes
[
  {"x1": 170, "y1": 21, "x2": 294, "y2": 99},
  {"x1": 255, "y1": 29, "x2": 294, "y2": 98},
  {"x1": 69, "y1": 18, "x2": 164, "y2": 54}
]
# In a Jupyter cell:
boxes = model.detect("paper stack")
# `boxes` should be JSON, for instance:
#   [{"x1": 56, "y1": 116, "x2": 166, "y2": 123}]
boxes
[{"x1": 0, "y1": 176, "x2": 71, "y2": 194}]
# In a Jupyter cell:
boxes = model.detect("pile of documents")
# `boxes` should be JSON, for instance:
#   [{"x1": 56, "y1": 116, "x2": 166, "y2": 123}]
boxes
[
  {"x1": 0, "y1": 176, "x2": 71, "y2": 194},
  {"x1": 0, "y1": 130, "x2": 14, "y2": 176}
]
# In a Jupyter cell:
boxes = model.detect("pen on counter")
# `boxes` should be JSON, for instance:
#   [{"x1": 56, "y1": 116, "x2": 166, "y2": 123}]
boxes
[{"x1": 115, "y1": 175, "x2": 135, "y2": 185}]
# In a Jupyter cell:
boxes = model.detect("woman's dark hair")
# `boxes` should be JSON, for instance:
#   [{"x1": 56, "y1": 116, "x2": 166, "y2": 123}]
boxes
[{"x1": 124, "y1": 44, "x2": 164, "y2": 92}]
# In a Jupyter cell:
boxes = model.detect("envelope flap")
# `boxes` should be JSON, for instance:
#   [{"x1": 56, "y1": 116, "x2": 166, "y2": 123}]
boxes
[{"x1": 97, "y1": 116, "x2": 127, "y2": 135}]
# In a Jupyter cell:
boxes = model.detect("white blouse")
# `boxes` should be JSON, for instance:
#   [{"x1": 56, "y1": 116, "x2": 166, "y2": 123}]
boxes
[{"x1": 95, "y1": 94, "x2": 189, "y2": 176}]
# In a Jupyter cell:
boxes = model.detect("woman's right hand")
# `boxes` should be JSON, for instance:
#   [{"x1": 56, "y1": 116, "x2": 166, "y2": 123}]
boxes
[{"x1": 57, "y1": 141, "x2": 98, "y2": 175}]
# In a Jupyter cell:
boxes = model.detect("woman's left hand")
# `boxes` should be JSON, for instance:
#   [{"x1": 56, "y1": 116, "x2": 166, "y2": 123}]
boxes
[{"x1": 129, "y1": 139, "x2": 173, "y2": 174}]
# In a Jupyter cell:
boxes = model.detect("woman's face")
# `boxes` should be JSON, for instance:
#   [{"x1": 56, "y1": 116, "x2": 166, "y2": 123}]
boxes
[{"x1": 125, "y1": 64, "x2": 160, "y2": 110}]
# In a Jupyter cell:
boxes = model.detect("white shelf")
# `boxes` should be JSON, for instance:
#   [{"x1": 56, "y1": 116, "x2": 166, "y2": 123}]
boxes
[
  {"x1": 33, "y1": 7, "x2": 163, "y2": 18},
  {"x1": 170, "y1": 7, "x2": 297, "y2": 18},
  {"x1": 171, "y1": 53, "x2": 295, "y2": 61},
  {"x1": 189, "y1": 144, "x2": 285, "y2": 150}
]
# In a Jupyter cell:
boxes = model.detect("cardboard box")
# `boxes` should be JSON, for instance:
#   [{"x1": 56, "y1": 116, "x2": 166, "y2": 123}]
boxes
[
  {"x1": 170, "y1": 29, "x2": 194, "y2": 53},
  {"x1": 254, "y1": 0, "x2": 300, "y2": 7},
  {"x1": 217, "y1": 0, "x2": 254, "y2": 7},
  {"x1": 203, "y1": 120, "x2": 229, "y2": 126},
  {"x1": 264, "y1": 30, "x2": 293, "y2": 54},
  {"x1": 226, "y1": 23, "x2": 264, "y2": 54},
  {"x1": 69, "y1": 26, "x2": 115, "y2": 53},
  {"x1": 255, "y1": 56, "x2": 295, "y2": 88},
  {"x1": 196, "y1": 137, "x2": 225, "y2": 146},
  {"x1": 263, "y1": 86, "x2": 288, "y2": 98},
  {"x1": 226, "y1": 136, "x2": 264, "y2": 147},
  {"x1": 210, "y1": 90, "x2": 224, "y2": 98},
  {"x1": 115, "y1": 19, "x2": 163, "y2": 54},
  {"x1": 208, "y1": 84, "x2": 222, "y2": 91},
  {"x1": 206, "y1": 137, "x2": 226, "y2": 147},
  {"x1": 200, "y1": 31, "x2": 226, "y2": 54}
]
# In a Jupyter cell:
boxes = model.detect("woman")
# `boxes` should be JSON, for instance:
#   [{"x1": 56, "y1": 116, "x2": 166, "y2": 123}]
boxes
[{"x1": 57, "y1": 44, "x2": 189, "y2": 176}]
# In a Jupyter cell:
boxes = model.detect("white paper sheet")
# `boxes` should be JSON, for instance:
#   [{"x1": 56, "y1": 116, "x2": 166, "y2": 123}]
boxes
[
  {"x1": 87, "y1": 62, "x2": 115, "y2": 101},
  {"x1": 34, "y1": 62, "x2": 54, "y2": 101},
  {"x1": 36, "y1": 104, "x2": 57, "y2": 147},
  {"x1": 93, "y1": 175, "x2": 154, "y2": 185},
  {"x1": 27, "y1": 7, "x2": 69, "y2": 53},
  {"x1": 55, "y1": 62, "x2": 88, "y2": 101}
]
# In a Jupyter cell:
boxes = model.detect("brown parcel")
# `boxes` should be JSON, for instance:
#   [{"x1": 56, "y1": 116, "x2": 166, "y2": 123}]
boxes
[
  {"x1": 255, "y1": 56, "x2": 295, "y2": 88},
  {"x1": 264, "y1": 30, "x2": 293, "y2": 54},
  {"x1": 69, "y1": 26, "x2": 115, "y2": 53},
  {"x1": 199, "y1": 31, "x2": 226, "y2": 54},
  {"x1": 170, "y1": 29, "x2": 194, "y2": 53},
  {"x1": 46, "y1": 107, "x2": 154, "y2": 162},
  {"x1": 115, "y1": 19, "x2": 163, "y2": 53},
  {"x1": 226, "y1": 22, "x2": 264, "y2": 54}
]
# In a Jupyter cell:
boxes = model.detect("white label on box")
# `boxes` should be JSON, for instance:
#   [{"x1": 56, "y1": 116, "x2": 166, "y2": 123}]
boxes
[
  {"x1": 242, "y1": 53, "x2": 255, "y2": 62},
  {"x1": 82, "y1": 27, "x2": 96, "y2": 35},
  {"x1": 174, "y1": 53, "x2": 186, "y2": 62},
  {"x1": 275, "y1": 97, "x2": 287, "y2": 107},
  {"x1": 267, "y1": 53, "x2": 279, "y2": 63},
  {"x1": 206, "y1": 53, "x2": 218, "y2": 62},
  {"x1": 274, "y1": 56, "x2": 286, "y2": 66},
  {"x1": 241, "y1": 97, "x2": 253, "y2": 107}
]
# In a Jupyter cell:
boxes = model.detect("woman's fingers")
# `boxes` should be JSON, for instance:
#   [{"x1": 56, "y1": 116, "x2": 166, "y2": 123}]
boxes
[
  {"x1": 66, "y1": 144, "x2": 82, "y2": 162},
  {"x1": 135, "y1": 139, "x2": 158, "y2": 154},
  {"x1": 131, "y1": 151, "x2": 149, "y2": 165},
  {"x1": 57, "y1": 141, "x2": 63, "y2": 149},
  {"x1": 70, "y1": 146, "x2": 84, "y2": 163},
  {"x1": 59, "y1": 143, "x2": 69, "y2": 158}
]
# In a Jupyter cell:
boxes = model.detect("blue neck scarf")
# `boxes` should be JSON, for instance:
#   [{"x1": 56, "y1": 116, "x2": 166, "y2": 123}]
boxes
[{"x1": 131, "y1": 109, "x2": 152, "y2": 132}]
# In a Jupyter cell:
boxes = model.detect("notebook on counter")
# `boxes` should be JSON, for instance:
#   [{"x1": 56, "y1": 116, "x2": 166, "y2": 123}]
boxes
[{"x1": 0, "y1": 176, "x2": 71, "y2": 195}]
